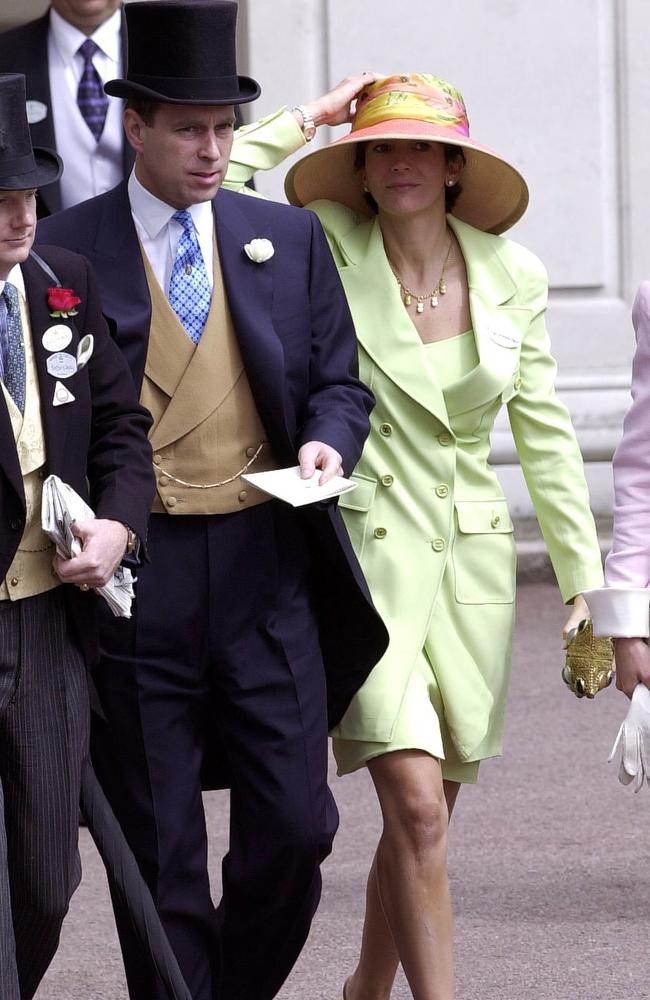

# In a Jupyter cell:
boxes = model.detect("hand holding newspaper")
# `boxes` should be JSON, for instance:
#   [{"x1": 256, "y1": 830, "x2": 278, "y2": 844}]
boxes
[{"x1": 42, "y1": 474, "x2": 135, "y2": 617}]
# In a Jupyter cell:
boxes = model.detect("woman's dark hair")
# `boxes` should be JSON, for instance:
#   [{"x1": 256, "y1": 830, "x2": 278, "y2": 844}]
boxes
[
  {"x1": 353, "y1": 141, "x2": 466, "y2": 214},
  {"x1": 125, "y1": 97, "x2": 161, "y2": 126}
]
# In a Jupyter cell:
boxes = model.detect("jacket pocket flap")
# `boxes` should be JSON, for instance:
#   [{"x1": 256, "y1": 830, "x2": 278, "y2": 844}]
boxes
[
  {"x1": 455, "y1": 499, "x2": 513, "y2": 534},
  {"x1": 338, "y1": 474, "x2": 377, "y2": 512}
]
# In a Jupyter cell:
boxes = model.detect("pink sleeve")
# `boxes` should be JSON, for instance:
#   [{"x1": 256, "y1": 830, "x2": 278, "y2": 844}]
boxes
[{"x1": 605, "y1": 282, "x2": 650, "y2": 587}]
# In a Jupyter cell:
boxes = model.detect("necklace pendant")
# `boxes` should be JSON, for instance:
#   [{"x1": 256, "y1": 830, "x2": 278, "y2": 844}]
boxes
[
  {"x1": 404, "y1": 292, "x2": 412, "y2": 306},
  {"x1": 430, "y1": 293, "x2": 438, "y2": 308},
  {"x1": 416, "y1": 299, "x2": 424, "y2": 315},
  {"x1": 439, "y1": 280, "x2": 447, "y2": 295}
]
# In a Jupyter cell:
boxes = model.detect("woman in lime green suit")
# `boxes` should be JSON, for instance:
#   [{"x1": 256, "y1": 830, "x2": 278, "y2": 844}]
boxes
[{"x1": 226, "y1": 74, "x2": 604, "y2": 1000}]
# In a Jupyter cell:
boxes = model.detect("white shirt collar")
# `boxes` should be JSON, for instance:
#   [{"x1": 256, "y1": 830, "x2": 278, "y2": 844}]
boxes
[
  {"x1": 127, "y1": 169, "x2": 214, "y2": 240},
  {"x1": 49, "y1": 6, "x2": 122, "y2": 65},
  {"x1": 0, "y1": 264, "x2": 26, "y2": 300}
]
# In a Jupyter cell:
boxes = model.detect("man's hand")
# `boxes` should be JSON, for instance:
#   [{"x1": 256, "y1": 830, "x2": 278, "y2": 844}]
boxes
[
  {"x1": 613, "y1": 637, "x2": 650, "y2": 698},
  {"x1": 53, "y1": 518, "x2": 128, "y2": 589},
  {"x1": 297, "y1": 72, "x2": 382, "y2": 130},
  {"x1": 298, "y1": 441, "x2": 343, "y2": 486}
]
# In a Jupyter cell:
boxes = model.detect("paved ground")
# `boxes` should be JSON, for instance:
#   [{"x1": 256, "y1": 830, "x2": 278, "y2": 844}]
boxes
[{"x1": 37, "y1": 583, "x2": 650, "y2": 1000}]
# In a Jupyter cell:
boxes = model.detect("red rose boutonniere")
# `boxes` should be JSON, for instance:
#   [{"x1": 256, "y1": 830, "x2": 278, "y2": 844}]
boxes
[{"x1": 48, "y1": 286, "x2": 81, "y2": 318}]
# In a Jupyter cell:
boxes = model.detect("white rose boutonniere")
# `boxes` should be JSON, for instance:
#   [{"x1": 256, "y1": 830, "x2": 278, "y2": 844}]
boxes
[{"x1": 244, "y1": 238, "x2": 275, "y2": 263}]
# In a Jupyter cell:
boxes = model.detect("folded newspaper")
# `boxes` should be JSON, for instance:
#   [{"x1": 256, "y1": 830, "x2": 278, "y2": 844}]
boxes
[{"x1": 41, "y1": 475, "x2": 135, "y2": 617}]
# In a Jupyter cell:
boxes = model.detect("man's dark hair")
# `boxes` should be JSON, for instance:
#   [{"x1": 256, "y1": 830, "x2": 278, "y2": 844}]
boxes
[{"x1": 125, "y1": 97, "x2": 161, "y2": 126}]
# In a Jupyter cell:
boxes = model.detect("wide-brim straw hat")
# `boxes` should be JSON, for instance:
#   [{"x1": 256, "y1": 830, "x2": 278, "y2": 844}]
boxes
[
  {"x1": 0, "y1": 73, "x2": 62, "y2": 190},
  {"x1": 285, "y1": 74, "x2": 528, "y2": 235},
  {"x1": 105, "y1": 0, "x2": 260, "y2": 106}
]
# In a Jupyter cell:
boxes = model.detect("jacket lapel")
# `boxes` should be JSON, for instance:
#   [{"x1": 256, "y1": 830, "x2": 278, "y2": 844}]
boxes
[
  {"x1": 214, "y1": 190, "x2": 293, "y2": 455},
  {"x1": 21, "y1": 254, "x2": 81, "y2": 471},
  {"x1": 89, "y1": 183, "x2": 152, "y2": 387},
  {"x1": 441, "y1": 217, "x2": 529, "y2": 416},
  {"x1": 338, "y1": 217, "x2": 451, "y2": 430}
]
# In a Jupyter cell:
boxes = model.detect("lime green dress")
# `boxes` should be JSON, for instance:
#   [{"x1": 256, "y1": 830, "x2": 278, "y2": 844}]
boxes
[{"x1": 332, "y1": 331, "x2": 483, "y2": 784}]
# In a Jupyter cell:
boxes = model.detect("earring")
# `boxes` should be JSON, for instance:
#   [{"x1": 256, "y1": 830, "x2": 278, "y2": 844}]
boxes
[
  {"x1": 445, "y1": 178, "x2": 454, "y2": 187},
  {"x1": 362, "y1": 182, "x2": 370, "y2": 192}
]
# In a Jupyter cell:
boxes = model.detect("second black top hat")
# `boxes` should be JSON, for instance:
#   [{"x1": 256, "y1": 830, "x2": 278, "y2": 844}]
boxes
[
  {"x1": 105, "y1": 0, "x2": 260, "y2": 106},
  {"x1": 0, "y1": 74, "x2": 62, "y2": 189}
]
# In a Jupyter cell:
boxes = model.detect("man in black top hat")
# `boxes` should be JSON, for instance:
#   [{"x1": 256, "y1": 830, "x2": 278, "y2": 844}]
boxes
[
  {"x1": 40, "y1": 2, "x2": 387, "y2": 999},
  {"x1": 0, "y1": 72, "x2": 154, "y2": 1000},
  {"x1": 0, "y1": 0, "x2": 248, "y2": 218}
]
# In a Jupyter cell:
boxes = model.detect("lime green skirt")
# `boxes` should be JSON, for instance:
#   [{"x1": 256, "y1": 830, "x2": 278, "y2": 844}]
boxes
[{"x1": 332, "y1": 646, "x2": 481, "y2": 784}]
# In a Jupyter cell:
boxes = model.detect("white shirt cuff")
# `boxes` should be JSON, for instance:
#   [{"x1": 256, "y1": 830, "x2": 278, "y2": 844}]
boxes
[{"x1": 583, "y1": 587, "x2": 650, "y2": 637}]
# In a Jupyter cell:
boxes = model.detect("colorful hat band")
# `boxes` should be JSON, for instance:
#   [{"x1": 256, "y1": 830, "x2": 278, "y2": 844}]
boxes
[{"x1": 352, "y1": 76, "x2": 470, "y2": 137}]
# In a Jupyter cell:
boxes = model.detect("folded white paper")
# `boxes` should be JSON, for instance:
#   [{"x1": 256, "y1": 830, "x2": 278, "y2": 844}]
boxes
[
  {"x1": 241, "y1": 466, "x2": 357, "y2": 507},
  {"x1": 41, "y1": 474, "x2": 135, "y2": 618}
]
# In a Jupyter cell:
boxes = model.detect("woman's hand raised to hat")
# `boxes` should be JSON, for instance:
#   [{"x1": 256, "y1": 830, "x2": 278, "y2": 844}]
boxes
[{"x1": 295, "y1": 72, "x2": 382, "y2": 130}]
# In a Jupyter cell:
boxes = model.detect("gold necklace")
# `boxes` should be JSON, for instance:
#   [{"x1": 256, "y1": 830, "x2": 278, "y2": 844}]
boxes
[{"x1": 389, "y1": 233, "x2": 453, "y2": 314}]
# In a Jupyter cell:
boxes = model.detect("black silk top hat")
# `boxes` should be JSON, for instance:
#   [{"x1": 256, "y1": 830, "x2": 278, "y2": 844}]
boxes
[
  {"x1": 105, "y1": 0, "x2": 260, "y2": 106},
  {"x1": 0, "y1": 74, "x2": 62, "y2": 189}
]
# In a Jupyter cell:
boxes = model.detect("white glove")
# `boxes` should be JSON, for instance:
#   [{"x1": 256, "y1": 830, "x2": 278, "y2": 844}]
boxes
[{"x1": 609, "y1": 684, "x2": 650, "y2": 791}]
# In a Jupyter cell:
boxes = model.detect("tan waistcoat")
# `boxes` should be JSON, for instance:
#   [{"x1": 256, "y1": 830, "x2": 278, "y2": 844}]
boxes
[
  {"x1": 0, "y1": 289, "x2": 58, "y2": 600},
  {"x1": 140, "y1": 243, "x2": 278, "y2": 515}
]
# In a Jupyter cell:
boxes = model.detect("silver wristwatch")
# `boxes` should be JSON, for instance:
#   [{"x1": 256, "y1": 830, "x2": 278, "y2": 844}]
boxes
[{"x1": 292, "y1": 104, "x2": 317, "y2": 142}]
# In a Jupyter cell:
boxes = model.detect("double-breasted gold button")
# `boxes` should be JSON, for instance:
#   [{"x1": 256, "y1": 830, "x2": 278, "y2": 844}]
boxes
[
  {"x1": 438, "y1": 432, "x2": 452, "y2": 447},
  {"x1": 238, "y1": 491, "x2": 248, "y2": 502},
  {"x1": 10, "y1": 576, "x2": 19, "y2": 587},
  {"x1": 491, "y1": 515, "x2": 501, "y2": 528},
  {"x1": 153, "y1": 454, "x2": 162, "y2": 466},
  {"x1": 379, "y1": 422, "x2": 393, "y2": 437},
  {"x1": 432, "y1": 538, "x2": 446, "y2": 552},
  {"x1": 374, "y1": 527, "x2": 387, "y2": 539},
  {"x1": 245, "y1": 447, "x2": 256, "y2": 458},
  {"x1": 166, "y1": 496, "x2": 177, "y2": 508},
  {"x1": 435, "y1": 484, "x2": 449, "y2": 498},
  {"x1": 381, "y1": 475, "x2": 394, "y2": 487},
  {"x1": 159, "y1": 476, "x2": 170, "y2": 487}
]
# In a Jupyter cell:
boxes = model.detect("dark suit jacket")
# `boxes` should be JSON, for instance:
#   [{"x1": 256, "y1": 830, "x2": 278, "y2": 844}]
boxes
[
  {"x1": 0, "y1": 245, "x2": 155, "y2": 664},
  {"x1": 39, "y1": 183, "x2": 389, "y2": 725},
  {"x1": 0, "y1": 10, "x2": 133, "y2": 217}
]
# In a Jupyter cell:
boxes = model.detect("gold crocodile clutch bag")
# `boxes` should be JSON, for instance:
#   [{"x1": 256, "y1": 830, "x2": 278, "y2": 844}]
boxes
[{"x1": 562, "y1": 618, "x2": 614, "y2": 699}]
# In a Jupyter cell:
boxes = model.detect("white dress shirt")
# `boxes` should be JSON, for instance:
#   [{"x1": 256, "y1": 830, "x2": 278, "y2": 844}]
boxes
[
  {"x1": 127, "y1": 170, "x2": 215, "y2": 295},
  {"x1": 47, "y1": 8, "x2": 123, "y2": 209}
]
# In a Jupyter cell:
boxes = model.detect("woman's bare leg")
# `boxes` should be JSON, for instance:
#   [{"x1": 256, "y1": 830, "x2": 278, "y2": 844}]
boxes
[{"x1": 345, "y1": 753, "x2": 460, "y2": 1000}]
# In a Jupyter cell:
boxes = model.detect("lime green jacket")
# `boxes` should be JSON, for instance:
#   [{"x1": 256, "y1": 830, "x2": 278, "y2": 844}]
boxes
[{"x1": 226, "y1": 112, "x2": 604, "y2": 753}]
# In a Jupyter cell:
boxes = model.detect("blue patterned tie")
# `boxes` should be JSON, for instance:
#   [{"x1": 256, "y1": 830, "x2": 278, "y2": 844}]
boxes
[
  {"x1": 77, "y1": 38, "x2": 109, "y2": 141},
  {"x1": 168, "y1": 210, "x2": 212, "y2": 344},
  {"x1": 0, "y1": 283, "x2": 26, "y2": 415}
]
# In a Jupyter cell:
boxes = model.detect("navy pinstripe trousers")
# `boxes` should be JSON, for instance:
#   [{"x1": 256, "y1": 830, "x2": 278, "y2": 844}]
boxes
[{"x1": 0, "y1": 588, "x2": 88, "y2": 1000}]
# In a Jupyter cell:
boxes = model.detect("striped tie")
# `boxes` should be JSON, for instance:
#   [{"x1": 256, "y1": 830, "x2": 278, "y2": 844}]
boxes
[
  {"x1": 77, "y1": 38, "x2": 109, "y2": 141},
  {"x1": 0, "y1": 283, "x2": 26, "y2": 414}
]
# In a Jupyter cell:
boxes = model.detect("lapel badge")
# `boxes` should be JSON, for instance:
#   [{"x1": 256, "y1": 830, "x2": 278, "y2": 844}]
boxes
[
  {"x1": 42, "y1": 324, "x2": 72, "y2": 352},
  {"x1": 52, "y1": 380, "x2": 75, "y2": 407},
  {"x1": 76, "y1": 334, "x2": 94, "y2": 370},
  {"x1": 26, "y1": 100, "x2": 48, "y2": 124},
  {"x1": 489, "y1": 327, "x2": 520, "y2": 349},
  {"x1": 46, "y1": 351, "x2": 77, "y2": 379}
]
